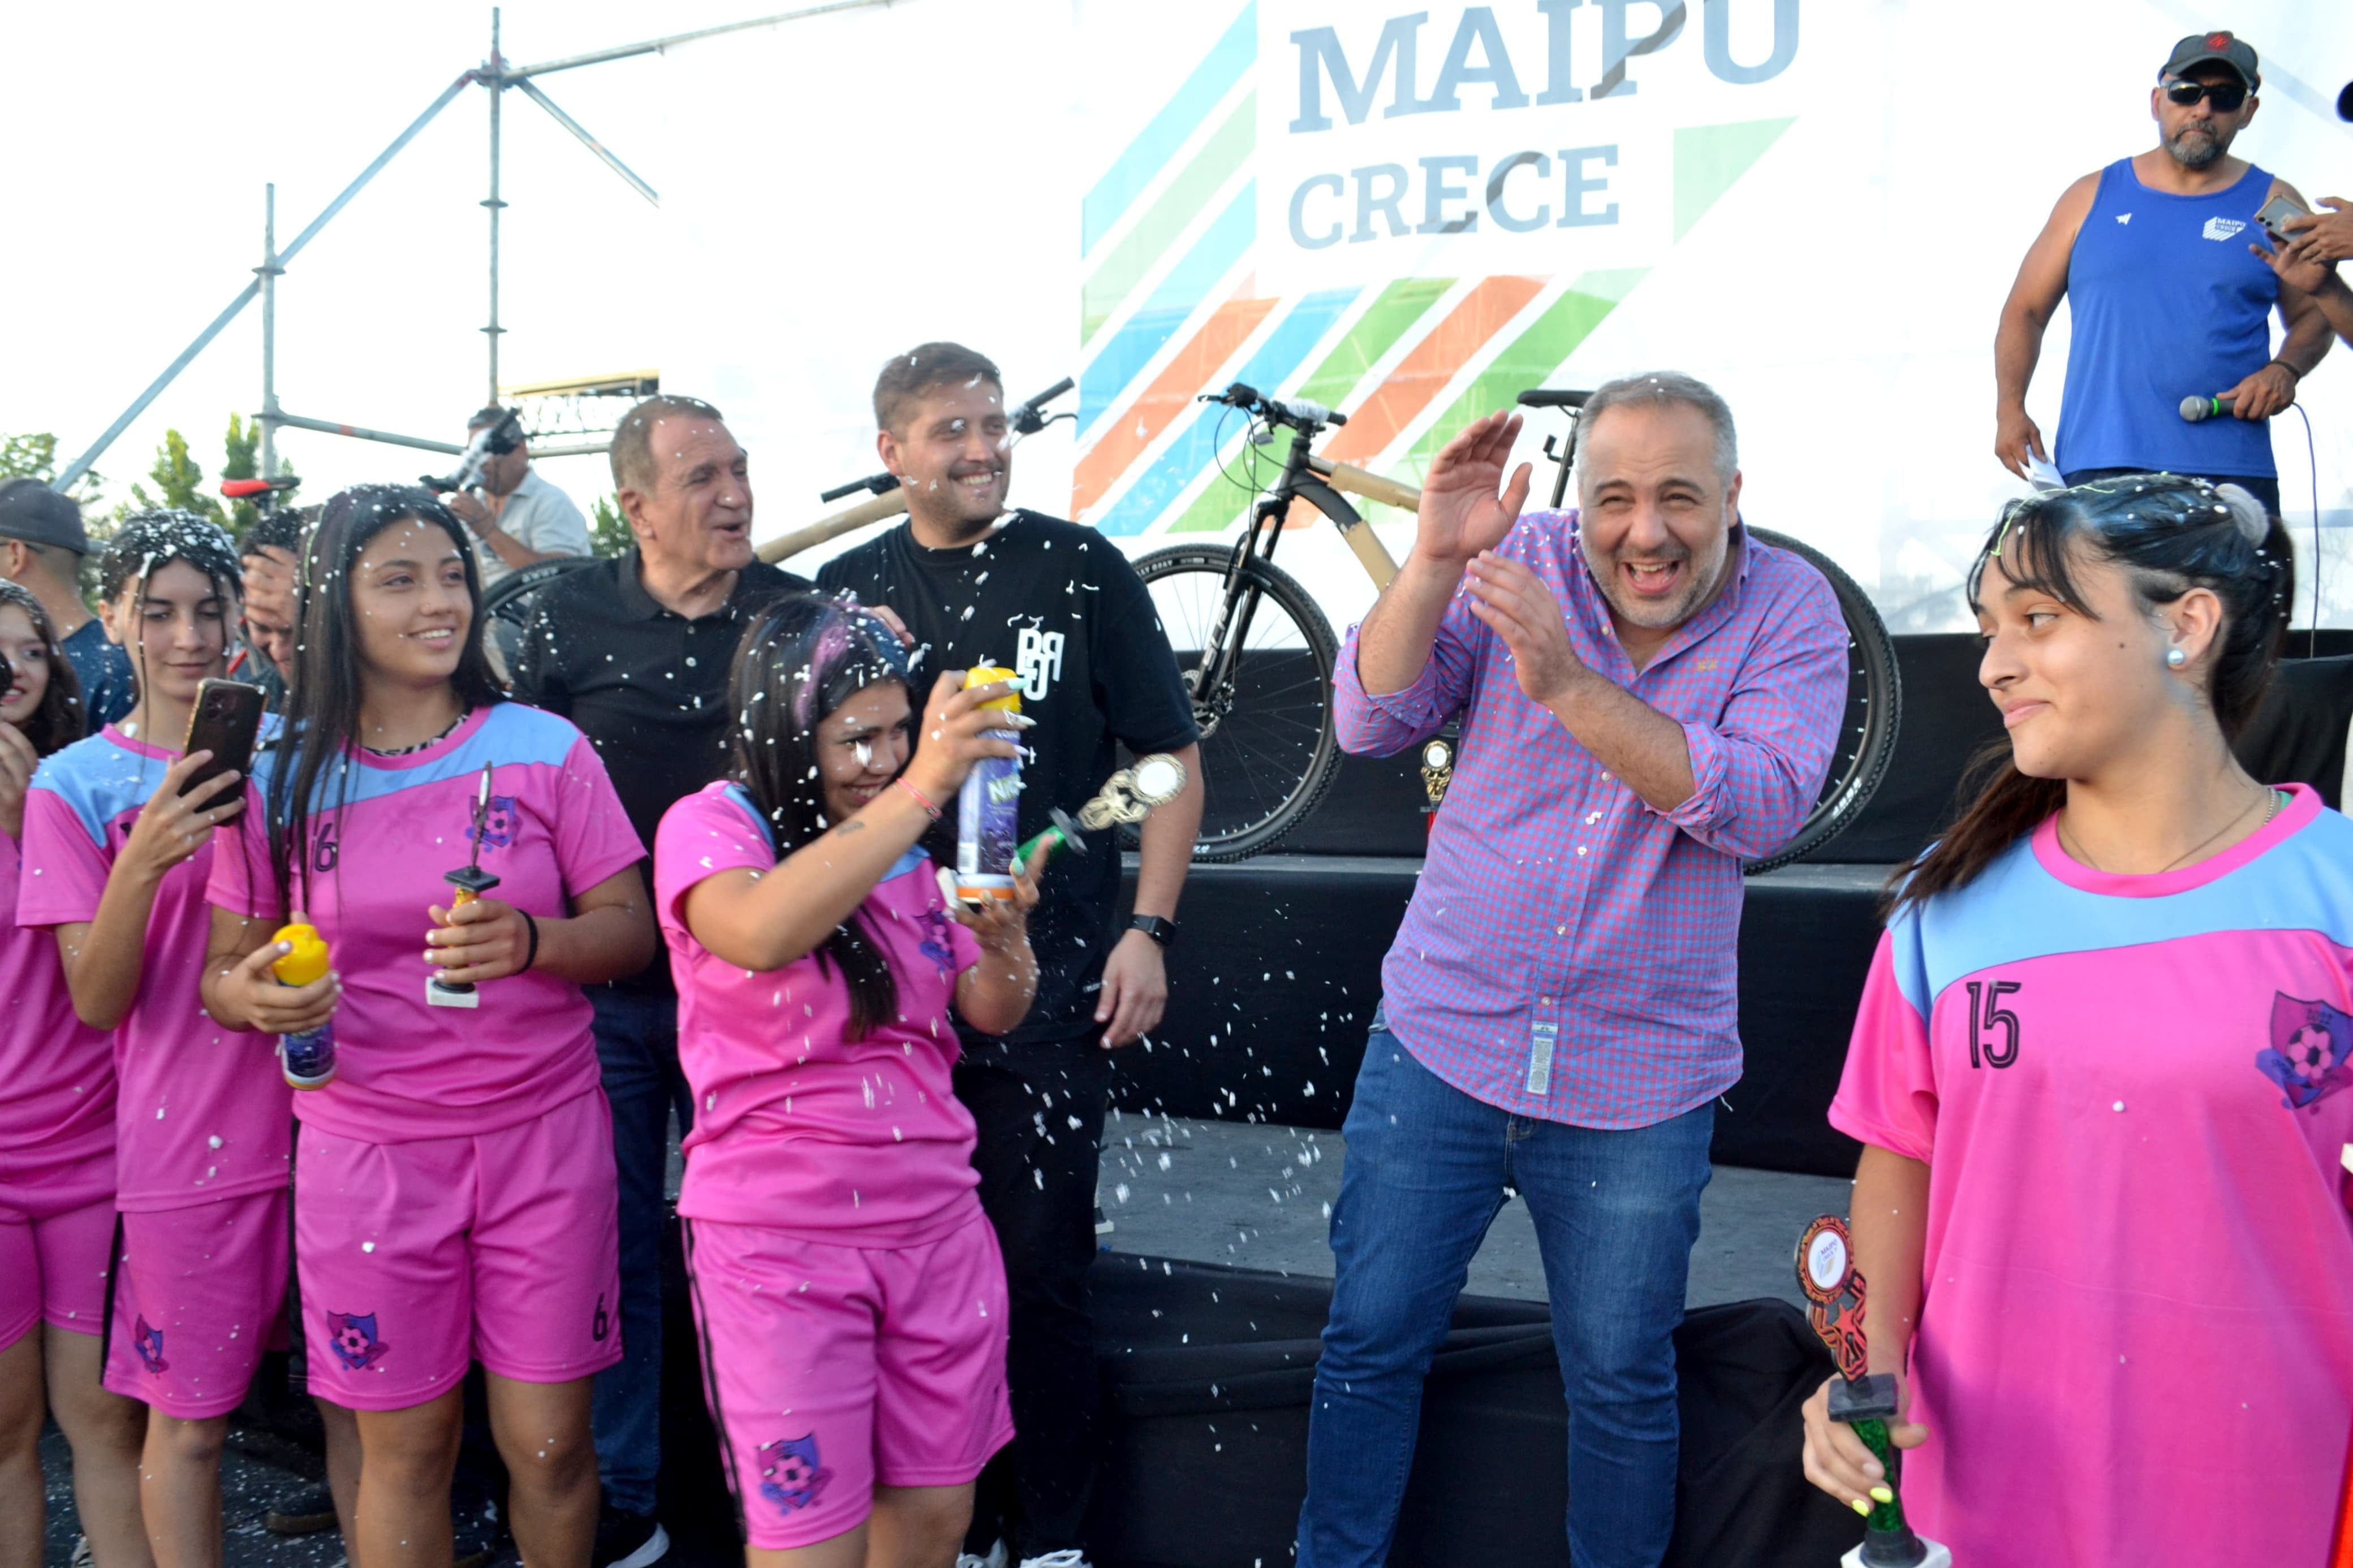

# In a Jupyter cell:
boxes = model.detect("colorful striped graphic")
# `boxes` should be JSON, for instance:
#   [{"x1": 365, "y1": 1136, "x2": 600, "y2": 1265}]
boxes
[{"x1": 1072, "y1": 7, "x2": 1797, "y2": 544}]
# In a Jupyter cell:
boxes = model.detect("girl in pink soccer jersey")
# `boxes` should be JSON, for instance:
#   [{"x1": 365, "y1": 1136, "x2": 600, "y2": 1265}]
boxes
[
  {"x1": 16, "y1": 513, "x2": 289, "y2": 1568},
  {"x1": 654, "y1": 594, "x2": 1041, "y2": 1567},
  {"x1": 0, "y1": 580, "x2": 150, "y2": 1568},
  {"x1": 201, "y1": 485, "x2": 656, "y2": 1568},
  {"x1": 1803, "y1": 477, "x2": 2353, "y2": 1565}
]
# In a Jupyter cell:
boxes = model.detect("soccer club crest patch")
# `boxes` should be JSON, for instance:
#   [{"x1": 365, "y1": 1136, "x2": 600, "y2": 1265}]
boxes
[{"x1": 2258, "y1": 994, "x2": 2353, "y2": 1111}]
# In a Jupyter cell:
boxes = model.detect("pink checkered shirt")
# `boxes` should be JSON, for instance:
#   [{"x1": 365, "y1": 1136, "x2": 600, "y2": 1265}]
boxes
[{"x1": 1337, "y1": 512, "x2": 1849, "y2": 1128}]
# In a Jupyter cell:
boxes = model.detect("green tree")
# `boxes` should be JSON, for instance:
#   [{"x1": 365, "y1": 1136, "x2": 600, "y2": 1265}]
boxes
[
  {"x1": 122, "y1": 428, "x2": 226, "y2": 527},
  {"x1": 589, "y1": 495, "x2": 634, "y2": 558},
  {"x1": 222, "y1": 414, "x2": 260, "y2": 535},
  {"x1": 1, "y1": 432, "x2": 109, "y2": 608},
  {"x1": 0, "y1": 431, "x2": 104, "y2": 501}
]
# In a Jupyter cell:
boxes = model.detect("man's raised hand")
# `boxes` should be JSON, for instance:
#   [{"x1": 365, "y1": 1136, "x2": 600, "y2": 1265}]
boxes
[{"x1": 1412, "y1": 412, "x2": 1532, "y2": 569}]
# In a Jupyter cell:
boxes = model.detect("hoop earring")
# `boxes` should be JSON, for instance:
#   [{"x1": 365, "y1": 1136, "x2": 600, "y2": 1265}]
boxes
[{"x1": 2166, "y1": 647, "x2": 2188, "y2": 668}]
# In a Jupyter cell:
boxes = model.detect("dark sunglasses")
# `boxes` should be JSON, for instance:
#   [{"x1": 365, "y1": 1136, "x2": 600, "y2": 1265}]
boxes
[{"x1": 2165, "y1": 77, "x2": 2249, "y2": 112}]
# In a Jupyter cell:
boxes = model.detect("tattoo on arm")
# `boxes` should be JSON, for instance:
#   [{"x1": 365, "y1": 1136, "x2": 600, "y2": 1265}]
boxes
[{"x1": 831, "y1": 820, "x2": 867, "y2": 837}]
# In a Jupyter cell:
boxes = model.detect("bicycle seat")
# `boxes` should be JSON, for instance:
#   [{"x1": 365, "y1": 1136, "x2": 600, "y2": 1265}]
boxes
[{"x1": 1515, "y1": 389, "x2": 1592, "y2": 409}]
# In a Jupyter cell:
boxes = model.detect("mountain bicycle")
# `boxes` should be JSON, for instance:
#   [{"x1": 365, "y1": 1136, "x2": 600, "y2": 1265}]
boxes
[{"x1": 1126, "y1": 383, "x2": 1902, "y2": 871}]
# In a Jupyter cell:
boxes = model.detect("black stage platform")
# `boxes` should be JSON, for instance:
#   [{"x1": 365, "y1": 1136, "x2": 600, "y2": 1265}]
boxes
[
  {"x1": 1117, "y1": 632, "x2": 2353, "y2": 1179},
  {"x1": 652, "y1": 1247, "x2": 1865, "y2": 1568}
]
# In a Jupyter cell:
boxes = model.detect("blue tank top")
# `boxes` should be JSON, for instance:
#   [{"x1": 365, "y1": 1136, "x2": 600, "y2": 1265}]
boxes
[{"x1": 2055, "y1": 157, "x2": 2279, "y2": 478}]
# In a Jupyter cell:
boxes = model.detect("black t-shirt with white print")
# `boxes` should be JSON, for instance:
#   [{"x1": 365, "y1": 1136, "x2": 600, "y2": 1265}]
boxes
[{"x1": 818, "y1": 511, "x2": 1197, "y2": 1061}]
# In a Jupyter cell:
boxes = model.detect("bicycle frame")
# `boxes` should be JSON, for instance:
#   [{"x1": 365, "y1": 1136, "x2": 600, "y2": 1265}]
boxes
[{"x1": 1187, "y1": 422, "x2": 1389, "y2": 716}]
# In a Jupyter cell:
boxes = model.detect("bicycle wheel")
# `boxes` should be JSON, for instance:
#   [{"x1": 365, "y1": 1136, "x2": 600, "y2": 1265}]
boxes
[
  {"x1": 1129, "y1": 546, "x2": 1341, "y2": 862},
  {"x1": 1743, "y1": 528, "x2": 1903, "y2": 875},
  {"x1": 481, "y1": 555, "x2": 600, "y2": 628}
]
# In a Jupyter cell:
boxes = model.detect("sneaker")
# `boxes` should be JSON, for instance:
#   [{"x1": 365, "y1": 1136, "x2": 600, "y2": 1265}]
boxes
[
  {"x1": 1093, "y1": 1204, "x2": 1114, "y2": 1237},
  {"x1": 955, "y1": 1544, "x2": 1009, "y2": 1568},
  {"x1": 68, "y1": 1538, "x2": 92, "y2": 1568},
  {"x1": 265, "y1": 1483, "x2": 339, "y2": 1536},
  {"x1": 591, "y1": 1509, "x2": 670, "y2": 1568}
]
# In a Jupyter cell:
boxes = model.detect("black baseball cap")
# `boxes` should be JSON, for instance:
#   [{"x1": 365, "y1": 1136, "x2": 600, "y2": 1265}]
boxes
[
  {"x1": 0, "y1": 477, "x2": 92, "y2": 555},
  {"x1": 2161, "y1": 30, "x2": 2260, "y2": 91}
]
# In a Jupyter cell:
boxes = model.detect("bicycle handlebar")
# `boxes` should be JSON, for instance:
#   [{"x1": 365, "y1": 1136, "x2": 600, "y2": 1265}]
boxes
[
  {"x1": 1012, "y1": 377, "x2": 1075, "y2": 435},
  {"x1": 1206, "y1": 382, "x2": 1346, "y2": 432},
  {"x1": 818, "y1": 472, "x2": 900, "y2": 505},
  {"x1": 1515, "y1": 388, "x2": 1592, "y2": 410},
  {"x1": 776, "y1": 376, "x2": 1074, "y2": 562}
]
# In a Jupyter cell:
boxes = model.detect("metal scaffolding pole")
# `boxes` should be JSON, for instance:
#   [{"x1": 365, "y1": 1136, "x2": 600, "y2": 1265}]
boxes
[
  {"x1": 269, "y1": 412, "x2": 464, "y2": 455},
  {"x1": 506, "y1": 0, "x2": 894, "y2": 79},
  {"x1": 258, "y1": 184, "x2": 281, "y2": 479},
  {"x1": 485, "y1": 7, "x2": 506, "y2": 406},
  {"x1": 510, "y1": 77, "x2": 658, "y2": 205},
  {"x1": 53, "y1": 69, "x2": 476, "y2": 492},
  {"x1": 56, "y1": 3, "x2": 889, "y2": 496}
]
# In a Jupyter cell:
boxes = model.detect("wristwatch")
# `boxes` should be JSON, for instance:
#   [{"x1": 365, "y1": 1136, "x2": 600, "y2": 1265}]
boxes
[{"x1": 1128, "y1": 914, "x2": 1179, "y2": 949}]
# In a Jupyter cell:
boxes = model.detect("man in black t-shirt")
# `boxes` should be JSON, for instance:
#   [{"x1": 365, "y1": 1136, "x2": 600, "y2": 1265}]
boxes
[{"x1": 818, "y1": 343, "x2": 1202, "y2": 1568}]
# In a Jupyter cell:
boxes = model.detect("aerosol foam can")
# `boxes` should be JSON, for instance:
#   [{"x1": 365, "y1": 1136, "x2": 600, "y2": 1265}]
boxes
[
  {"x1": 271, "y1": 921, "x2": 337, "y2": 1090},
  {"x1": 955, "y1": 666, "x2": 1024, "y2": 903}
]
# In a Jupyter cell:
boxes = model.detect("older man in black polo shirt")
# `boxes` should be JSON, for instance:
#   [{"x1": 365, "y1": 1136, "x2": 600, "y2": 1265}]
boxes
[{"x1": 513, "y1": 394, "x2": 811, "y2": 1568}]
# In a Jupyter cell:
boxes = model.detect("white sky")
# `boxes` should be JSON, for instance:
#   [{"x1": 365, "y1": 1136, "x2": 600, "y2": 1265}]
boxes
[{"x1": 2, "y1": 1, "x2": 773, "y2": 517}]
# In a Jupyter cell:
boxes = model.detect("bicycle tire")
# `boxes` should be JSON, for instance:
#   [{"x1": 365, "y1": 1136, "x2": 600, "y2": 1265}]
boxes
[
  {"x1": 1128, "y1": 546, "x2": 1342, "y2": 862},
  {"x1": 481, "y1": 555, "x2": 600, "y2": 627},
  {"x1": 1742, "y1": 528, "x2": 1903, "y2": 875}
]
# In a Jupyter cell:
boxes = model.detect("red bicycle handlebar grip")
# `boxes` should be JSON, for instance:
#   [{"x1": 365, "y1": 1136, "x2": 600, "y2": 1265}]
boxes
[{"x1": 219, "y1": 478, "x2": 276, "y2": 498}]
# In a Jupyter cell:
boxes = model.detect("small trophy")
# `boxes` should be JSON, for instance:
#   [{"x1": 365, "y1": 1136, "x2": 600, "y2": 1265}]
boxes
[
  {"x1": 1015, "y1": 753, "x2": 1189, "y2": 864},
  {"x1": 1794, "y1": 1215, "x2": 1951, "y2": 1568},
  {"x1": 428, "y1": 762, "x2": 500, "y2": 1009}
]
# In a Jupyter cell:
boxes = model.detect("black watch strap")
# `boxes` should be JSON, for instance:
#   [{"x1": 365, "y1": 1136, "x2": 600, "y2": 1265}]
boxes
[{"x1": 1128, "y1": 914, "x2": 1178, "y2": 949}]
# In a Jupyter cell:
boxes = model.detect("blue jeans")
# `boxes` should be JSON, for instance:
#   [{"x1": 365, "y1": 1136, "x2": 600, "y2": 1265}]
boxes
[
  {"x1": 1297, "y1": 1031, "x2": 1714, "y2": 1568},
  {"x1": 589, "y1": 987, "x2": 695, "y2": 1518}
]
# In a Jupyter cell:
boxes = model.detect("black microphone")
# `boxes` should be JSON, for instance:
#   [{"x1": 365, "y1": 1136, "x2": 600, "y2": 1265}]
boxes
[{"x1": 2179, "y1": 393, "x2": 2236, "y2": 422}]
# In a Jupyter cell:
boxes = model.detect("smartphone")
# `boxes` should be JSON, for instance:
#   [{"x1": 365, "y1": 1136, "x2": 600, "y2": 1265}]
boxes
[
  {"x1": 180, "y1": 679, "x2": 266, "y2": 800},
  {"x1": 2256, "y1": 191, "x2": 2311, "y2": 244}
]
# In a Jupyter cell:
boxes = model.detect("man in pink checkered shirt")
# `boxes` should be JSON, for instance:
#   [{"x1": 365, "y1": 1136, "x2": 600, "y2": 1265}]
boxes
[{"x1": 1297, "y1": 373, "x2": 1850, "y2": 1568}]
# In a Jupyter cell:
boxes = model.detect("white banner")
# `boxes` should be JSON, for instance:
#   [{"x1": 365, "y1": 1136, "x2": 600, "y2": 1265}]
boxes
[{"x1": 656, "y1": 0, "x2": 2353, "y2": 633}]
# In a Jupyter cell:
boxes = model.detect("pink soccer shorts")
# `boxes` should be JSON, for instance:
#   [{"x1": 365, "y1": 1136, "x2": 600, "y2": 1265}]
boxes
[
  {"x1": 104, "y1": 1189, "x2": 290, "y2": 1418},
  {"x1": 294, "y1": 1087, "x2": 621, "y2": 1411},
  {"x1": 683, "y1": 1210, "x2": 1013, "y2": 1551},
  {"x1": 0, "y1": 1148, "x2": 118, "y2": 1351}
]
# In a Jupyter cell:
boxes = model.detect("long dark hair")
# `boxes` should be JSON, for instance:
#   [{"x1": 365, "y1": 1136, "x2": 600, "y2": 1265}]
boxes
[
  {"x1": 725, "y1": 592, "x2": 914, "y2": 1040},
  {"x1": 264, "y1": 485, "x2": 503, "y2": 917},
  {"x1": 1890, "y1": 474, "x2": 2292, "y2": 914},
  {"x1": 98, "y1": 509, "x2": 243, "y2": 738},
  {"x1": 0, "y1": 577, "x2": 83, "y2": 756}
]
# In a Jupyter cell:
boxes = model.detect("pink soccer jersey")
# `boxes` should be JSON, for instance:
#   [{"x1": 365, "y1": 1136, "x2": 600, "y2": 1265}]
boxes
[
  {"x1": 209, "y1": 702, "x2": 644, "y2": 1142},
  {"x1": 0, "y1": 822, "x2": 114, "y2": 1200},
  {"x1": 19, "y1": 729, "x2": 287, "y2": 1211},
  {"x1": 1831, "y1": 785, "x2": 2353, "y2": 1566},
  {"x1": 655, "y1": 782, "x2": 986, "y2": 1242}
]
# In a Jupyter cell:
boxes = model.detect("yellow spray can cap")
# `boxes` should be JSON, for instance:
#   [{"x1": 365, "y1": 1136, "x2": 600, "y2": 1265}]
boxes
[
  {"x1": 271, "y1": 923, "x2": 331, "y2": 987},
  {"x1": 966, "y1": 666, "x2": 1022, "y2": 715}
]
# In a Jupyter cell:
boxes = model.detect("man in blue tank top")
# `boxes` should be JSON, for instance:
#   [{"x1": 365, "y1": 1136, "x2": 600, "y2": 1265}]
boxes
[{"x1": 1994, "y1": 30, "x2": 2330, "y2": 515}]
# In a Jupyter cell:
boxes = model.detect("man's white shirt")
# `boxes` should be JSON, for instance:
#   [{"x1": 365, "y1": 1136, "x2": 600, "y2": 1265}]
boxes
[{"x1": 473, "y1": 467, "x2": 591, "y2": 588}]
